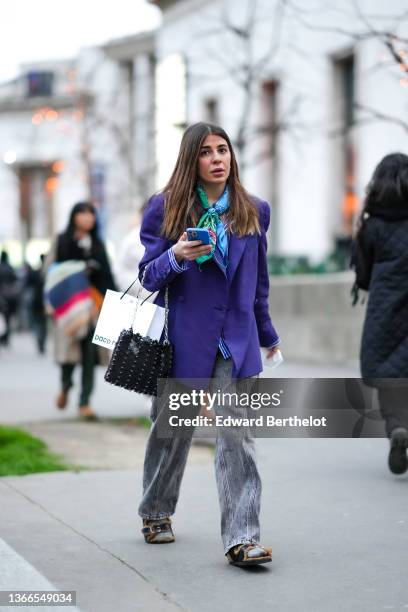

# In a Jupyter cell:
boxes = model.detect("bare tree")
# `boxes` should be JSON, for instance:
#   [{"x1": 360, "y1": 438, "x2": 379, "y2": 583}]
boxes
[
  {"x1": 179, "y1": 0, "x2": 307, "y2": 174},
  {"x1": 285, "y1": 0, "x2": 408, "y2": 133}
]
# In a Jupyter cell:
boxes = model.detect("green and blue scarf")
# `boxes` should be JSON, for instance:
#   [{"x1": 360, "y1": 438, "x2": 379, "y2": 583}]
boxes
[{"x1": 195, "y1": 184, "x2": 229, "y2": 270}]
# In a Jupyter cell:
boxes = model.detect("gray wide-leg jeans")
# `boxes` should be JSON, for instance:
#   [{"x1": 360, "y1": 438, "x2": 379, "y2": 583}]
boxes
[{"x1": 138, "y1": 353, "x2": 262, "y2": 554}]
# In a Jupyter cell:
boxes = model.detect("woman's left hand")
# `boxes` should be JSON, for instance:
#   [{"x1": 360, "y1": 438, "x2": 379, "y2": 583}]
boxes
[{"x1": 265, "y1": 346, "x2": 280, "y2": 360}]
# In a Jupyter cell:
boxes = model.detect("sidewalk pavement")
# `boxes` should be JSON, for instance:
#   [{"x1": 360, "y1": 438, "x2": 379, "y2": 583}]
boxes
[
  {"x1": 0, "y1": 333, "x2": 359, "y2": 425},
  {"x1": 0, "y1": 333, "x2": 152, "y2": 424},
  {"x1": 3, "y1": 333, "x2": 406, "y2": 611},
  {"x1": 21, "y1": 420, "x2": 213, "y2": 470},
  {"x1": 1, "y1": 331, "x2": 360, "y2": 470},
  {"x1": 0, "y1": 333, "x2": 213, "y2": 469},
  {"x1": 1, "y1": 439, "x2": 407, "y2": 612}
]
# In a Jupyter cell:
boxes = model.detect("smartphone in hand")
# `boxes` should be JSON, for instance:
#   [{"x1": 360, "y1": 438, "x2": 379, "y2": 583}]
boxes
[{"x1": 186, "y1": 228, "x2": 211, "y2": 245}]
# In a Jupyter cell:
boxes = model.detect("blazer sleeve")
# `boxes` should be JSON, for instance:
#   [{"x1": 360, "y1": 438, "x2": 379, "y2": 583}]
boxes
[
  {"x1": 138, "y1": 194, "x2": 189, "y2": 291},
  {"x1": 254, "y1": 201, "x2": 281, "y2": 348}
]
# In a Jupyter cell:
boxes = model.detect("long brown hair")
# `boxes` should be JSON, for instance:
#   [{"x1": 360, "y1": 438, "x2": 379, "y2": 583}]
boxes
[{"x1": 159, "y1": 122, "x2": 260, "y2": 239}]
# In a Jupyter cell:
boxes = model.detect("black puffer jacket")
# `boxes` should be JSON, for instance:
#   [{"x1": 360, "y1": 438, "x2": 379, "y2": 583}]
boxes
[{"x1": 353, "y1": 216, "x2": 408, "y2": 380}]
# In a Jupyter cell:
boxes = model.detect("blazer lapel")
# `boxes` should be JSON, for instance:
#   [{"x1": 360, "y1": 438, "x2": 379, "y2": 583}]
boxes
[{"x1": 227, "y1": 233, "x2": 249, "y2": 282}]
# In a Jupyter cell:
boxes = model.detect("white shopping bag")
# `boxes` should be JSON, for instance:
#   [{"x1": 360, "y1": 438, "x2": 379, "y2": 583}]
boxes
[{"x1": 92, "y1": 289, "x2": 165, "y2": 350}]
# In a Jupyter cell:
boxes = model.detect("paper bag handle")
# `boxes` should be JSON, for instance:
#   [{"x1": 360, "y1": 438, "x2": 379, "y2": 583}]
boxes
[{"x1": 122, "y1": 265, "x2": 170, "y2": 343}]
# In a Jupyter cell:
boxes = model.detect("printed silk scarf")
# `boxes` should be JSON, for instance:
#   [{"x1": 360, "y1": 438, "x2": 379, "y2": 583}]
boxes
[{"x1": 195, "y1": 184, "x2": 229, "y2": 269}]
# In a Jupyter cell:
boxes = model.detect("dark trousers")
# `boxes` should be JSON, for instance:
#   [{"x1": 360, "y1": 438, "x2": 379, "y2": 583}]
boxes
[
  {"x1": 61, "y1": 330, "x2": 96, "y2": 407},
  {"x1": 31, "y1": 312, "x2": 47, "y2": 354},
  {"x1": 378, "y1": 386, "x2": 408, "y2": 437}
]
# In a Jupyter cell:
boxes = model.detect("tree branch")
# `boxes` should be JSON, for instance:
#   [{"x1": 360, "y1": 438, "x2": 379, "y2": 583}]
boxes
[{"x1": 355, "y1": 102, "x2": 408, "y2": 134}]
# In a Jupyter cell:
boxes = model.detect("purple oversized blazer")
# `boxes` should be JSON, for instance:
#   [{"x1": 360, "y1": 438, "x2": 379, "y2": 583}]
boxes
[{"x1": 138, "y1": 192, "x2": 280, "y2": 382}]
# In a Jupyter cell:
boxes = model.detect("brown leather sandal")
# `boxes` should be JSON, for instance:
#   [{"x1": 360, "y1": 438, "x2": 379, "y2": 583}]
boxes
[
  {"x1": 56, "y1": 390, "x2": 69, "y2": 410},
  {"x1": 142, "y1": 518, "x2": 175, "y2": 544},
  {"x1": 226, "y1": 543, "x2": 272, "y2": 566}
]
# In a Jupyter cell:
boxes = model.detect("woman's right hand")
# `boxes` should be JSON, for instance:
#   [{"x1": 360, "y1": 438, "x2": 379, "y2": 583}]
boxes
[{"x1": 172, "y1": 232, "x2": 212, "y2": 263}]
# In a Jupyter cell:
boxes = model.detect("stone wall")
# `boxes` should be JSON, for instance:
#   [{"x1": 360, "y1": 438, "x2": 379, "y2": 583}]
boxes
[{"x1": 269, "y1": 272, "x2": 366, "y2": 364}]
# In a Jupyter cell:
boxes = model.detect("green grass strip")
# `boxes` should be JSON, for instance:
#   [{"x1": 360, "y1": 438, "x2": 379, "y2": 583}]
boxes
[{"x1": 0, "y1": 426, "x2": 71, "y2": 477}]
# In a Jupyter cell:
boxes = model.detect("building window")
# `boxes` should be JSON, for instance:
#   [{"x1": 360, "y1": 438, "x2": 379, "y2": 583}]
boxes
[
  {"x1": 258, "y1": 79, "x2": 279, "y2": 251},
  {"x1": 205, "y1": 98, "x2": 219, "y2": 124},
  {"x1": 120, "y1": 60, "x2": 135, "y2": 137},
  {"x1": 332, "y1": 53, "x2": 357, "y2": 241},
  {"x1": 90, "y1": 163, "x2": 106, "y2": 237},
  {"x1": 339, "y1": 56, "x2": 355, "y2": 129},
  {"x1": 18, "y1": 165, "x2": 56, "y2": 241},
  {"x1": 26, "y1": 71, "x2": 54, "y2": 97}
]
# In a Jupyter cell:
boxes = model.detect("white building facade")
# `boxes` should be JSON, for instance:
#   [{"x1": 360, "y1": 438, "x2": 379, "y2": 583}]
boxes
[
  {"x1": 0, "y1": 33, "x2": 156, "y2": 264},
  {"x1": 0, "y1": 59, "x2": 84, "y2": 262},
  {"x1": 1, "y1": 0, "x2": 407, "y2": 266},
  {"x1": 150, "y1": 0, "x2": 408, "y2": 261}
]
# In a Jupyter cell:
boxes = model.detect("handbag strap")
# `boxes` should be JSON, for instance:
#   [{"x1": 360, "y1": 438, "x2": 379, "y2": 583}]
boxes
[
  {"x1": 124, "y1": 265, "x2": 170, "y2": 343},
  {"x1": 120, "y1": 266, "x2": 149, "y2": 301},
  {"x1": 163, "y1": 281, "x2": 169, "y2": 343}
]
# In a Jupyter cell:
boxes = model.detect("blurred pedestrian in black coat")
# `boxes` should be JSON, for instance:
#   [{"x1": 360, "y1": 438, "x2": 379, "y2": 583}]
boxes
[
  {"x1": 351, "y1": 153, "x2": 408, "y2": 474},
  {"x1": 0, "y1": 250, "x2": 19, "y2": 346},
  {"x1": 26, "y1": 254, "x2": 48, "y2": 354}
]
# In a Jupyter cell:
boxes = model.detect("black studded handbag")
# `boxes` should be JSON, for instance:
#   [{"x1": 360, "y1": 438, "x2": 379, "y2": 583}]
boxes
[{"x1": 104, "y1": 268, "x2": 173, "y2": 396}]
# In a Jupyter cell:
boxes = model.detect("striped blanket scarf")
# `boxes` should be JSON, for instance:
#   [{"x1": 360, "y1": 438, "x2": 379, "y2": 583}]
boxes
[{"x1": 44, "y1": 260, "x2": 93, "y2": 338}]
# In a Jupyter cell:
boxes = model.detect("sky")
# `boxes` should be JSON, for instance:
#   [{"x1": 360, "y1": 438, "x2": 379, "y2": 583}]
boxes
[{"x1": 0, "y1": 0, "x2": 161, "y2": 83}]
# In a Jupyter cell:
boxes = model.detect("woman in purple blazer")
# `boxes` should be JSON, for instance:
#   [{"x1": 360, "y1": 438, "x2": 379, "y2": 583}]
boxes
[{"x1": 138, "y1": 122, "x2": 281, "y2": 567}]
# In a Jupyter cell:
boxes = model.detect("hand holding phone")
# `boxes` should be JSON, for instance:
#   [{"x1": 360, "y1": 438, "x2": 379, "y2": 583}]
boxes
[{"x1": 172, "y1": 229, "x2": 212, "y2": 263}]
